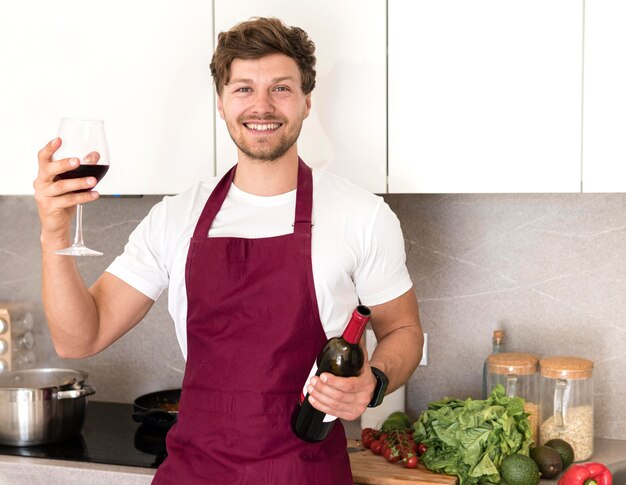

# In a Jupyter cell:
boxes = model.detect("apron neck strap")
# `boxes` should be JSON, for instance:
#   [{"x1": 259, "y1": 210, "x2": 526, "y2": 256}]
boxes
[
  {"x1": 193, "y1": 163, "x2": 236, "y2": 238},
  {"x1": 193, "y1": 158, "x2": 313, "y2": 238},
  {"x1": 293, "y1": 157, "x2": 313, "y2": 234}
]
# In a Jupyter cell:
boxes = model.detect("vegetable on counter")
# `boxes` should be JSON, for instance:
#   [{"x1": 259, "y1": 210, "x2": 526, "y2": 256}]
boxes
[
  {"x1": 413, "y1": 384, "x2": 533, "y2": 485},
  {"x1": 381, "y1": 411, "x2": 412, "y2": 431},
  {"x1": 361, "y1": 425, "x2": 426, "y2": 468},
  {"x1": 557, "y1": 462, "x2": 613, "y2": 485},
  {"x1": 500, "y1": 454, "x2": 540, "y2": 485}
]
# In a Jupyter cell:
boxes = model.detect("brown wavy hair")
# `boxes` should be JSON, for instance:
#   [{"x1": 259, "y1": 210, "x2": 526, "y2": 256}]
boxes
[{"x1": 210, "y1": 17, "x2": 316, "y2": 96}]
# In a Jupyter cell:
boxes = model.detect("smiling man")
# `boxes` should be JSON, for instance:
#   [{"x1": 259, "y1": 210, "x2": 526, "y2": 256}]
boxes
[
  {"x1": 34, "y1": 17, "x2": 423, "y2": 485},
  {"x1": 219, "y1": 54, "x2": 310, "y2": 163}
]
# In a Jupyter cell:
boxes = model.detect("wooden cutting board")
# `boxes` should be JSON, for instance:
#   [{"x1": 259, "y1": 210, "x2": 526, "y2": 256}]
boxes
[{"x1": 348, "y1": 439, "x2": 457, "y2": 485}]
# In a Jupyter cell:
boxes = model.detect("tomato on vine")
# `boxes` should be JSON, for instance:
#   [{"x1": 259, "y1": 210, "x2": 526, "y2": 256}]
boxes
[{"x1": 370, "y1": 440, "x2": 382, "y2": 455}]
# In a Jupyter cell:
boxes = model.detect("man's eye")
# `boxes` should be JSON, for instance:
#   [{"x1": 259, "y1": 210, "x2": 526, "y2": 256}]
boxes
[
  {"x1": 236, "y1": 87, "x2": 252, "y2": 93},
  {"x1": 274, "y1": 86, "x2": 289, "y2": 92}
]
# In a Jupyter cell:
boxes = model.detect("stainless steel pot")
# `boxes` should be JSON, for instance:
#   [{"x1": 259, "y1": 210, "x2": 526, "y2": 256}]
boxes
[{"x1": 0, "y1": 368, "x2": 96, "y2": 446}]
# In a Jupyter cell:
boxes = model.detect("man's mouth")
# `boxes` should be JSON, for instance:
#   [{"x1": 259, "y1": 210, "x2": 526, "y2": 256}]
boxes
[{"x1": 243, "y1": 122, "x2": 282, "y2": 132}]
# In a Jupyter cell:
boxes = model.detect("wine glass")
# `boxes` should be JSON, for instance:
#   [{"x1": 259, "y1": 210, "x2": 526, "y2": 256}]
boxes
[{"x1": 53, "y1": 118, "x2": 110, "y2": 256}]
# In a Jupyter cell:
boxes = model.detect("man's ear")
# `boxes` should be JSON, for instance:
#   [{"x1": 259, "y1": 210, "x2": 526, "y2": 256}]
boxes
[
  {"x1": 217, "y1": 93, "x2": 225, "y2": 120},
  {"x1": 304, "y1": 92, "x2": 312, "y2": 119}
]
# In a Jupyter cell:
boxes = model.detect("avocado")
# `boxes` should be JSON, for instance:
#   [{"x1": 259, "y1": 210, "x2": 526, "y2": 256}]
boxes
[
  {"x1": 500, "y1": 453, "x2": 541, "y2": 485},
  {"x1": 530, "y1": 445, "x2": 564, "y2": 479},
  {"x1": 545, "y1": 438, "x2": 575, "y2": 469}
]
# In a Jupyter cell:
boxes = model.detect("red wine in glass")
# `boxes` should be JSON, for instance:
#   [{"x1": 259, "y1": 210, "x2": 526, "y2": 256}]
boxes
[
  {"x1": 52, "y1": 117, "x2": 110, "y2": 257},
  {"x1": 54, "y1": 165, "x2": 109, "y2": 193}
]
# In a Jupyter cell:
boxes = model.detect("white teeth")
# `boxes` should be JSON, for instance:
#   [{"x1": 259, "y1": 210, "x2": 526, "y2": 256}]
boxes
[{"x1": 246, "y1": 123, "x2": 280, "y2": 131}]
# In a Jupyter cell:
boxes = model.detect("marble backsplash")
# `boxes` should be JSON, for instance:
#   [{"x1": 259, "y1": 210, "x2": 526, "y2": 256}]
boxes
[{"x1": 1, "y1": 192, "x2": 625, "y2": 440}]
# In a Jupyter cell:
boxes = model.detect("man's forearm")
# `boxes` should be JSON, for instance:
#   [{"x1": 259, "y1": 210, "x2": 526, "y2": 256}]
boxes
[
  {"x1": 369, "y1": 324, "x2": 423, "y2": 394},
  {"x1": 367, "y1": 289, "x2": 423, "y2": 394},
  {"x1": 41, "y1": 235, "x2": 100, "y2": 358}
]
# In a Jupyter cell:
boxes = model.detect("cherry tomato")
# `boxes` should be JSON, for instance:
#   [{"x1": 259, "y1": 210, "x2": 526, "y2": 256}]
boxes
[
  {"x1": 361, "y1": 428, "x2": 373, "y2": 440},
  {"x1": 370, "y1": 440, "x2": 382, "y2": 455},
  {"x1": 417, "y1": 443, "x2": 428, "y2": 456},
  {"x1": 362, "y1": 434, "x2": 374, "y2": 449},
  {"x1": 405, "y1": 455, "x2": 419, "y2": 468},
  {"x1": 382, "y1": 446, "x2": 391, "y2": 459},
  {"x1": 387, "y1": 452, "x2": 401, "y2": 464}
]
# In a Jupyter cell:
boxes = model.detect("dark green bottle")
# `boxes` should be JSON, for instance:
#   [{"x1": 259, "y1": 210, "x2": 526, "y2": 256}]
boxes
[{"x1": 293, "y1": 305, "x2": 371, "y2": 441}]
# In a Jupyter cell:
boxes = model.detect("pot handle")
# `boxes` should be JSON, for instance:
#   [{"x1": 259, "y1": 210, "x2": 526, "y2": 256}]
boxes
[{"x1": 54, "y1": 383, "x2": 96, "y2": 400}]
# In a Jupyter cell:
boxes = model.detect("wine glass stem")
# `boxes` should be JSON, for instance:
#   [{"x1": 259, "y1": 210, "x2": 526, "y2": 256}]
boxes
[{"x1": 73, "y1": 203, "x2": 86, "y2": 247}]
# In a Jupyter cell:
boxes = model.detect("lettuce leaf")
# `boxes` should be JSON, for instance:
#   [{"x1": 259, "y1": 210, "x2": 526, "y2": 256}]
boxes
[{"x1": 413, "y1": 385, "x2": 532, "y2": 485}]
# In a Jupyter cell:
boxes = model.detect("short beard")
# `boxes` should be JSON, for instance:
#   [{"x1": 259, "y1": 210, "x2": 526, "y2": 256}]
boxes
[
  {"x1": 230, "y1": 119, "x2": 304, "y2": 162},
  {"x1": 234, "y1": 135, "x2": 296, "y2": 161}
]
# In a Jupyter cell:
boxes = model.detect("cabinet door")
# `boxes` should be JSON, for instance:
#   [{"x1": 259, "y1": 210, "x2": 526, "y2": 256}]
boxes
[
  {"x1": 388, "y1": 0, "x2": 583, "y2": 193},
  {"x1": 582, "y1": 0, "x2": 626, "y2": 192},
  {"x1": 0, "y1": 0, "x2": 214, "y2": 195},
  {"x1": 214, "y1": 1, "x2": 386, "y2": 194}
]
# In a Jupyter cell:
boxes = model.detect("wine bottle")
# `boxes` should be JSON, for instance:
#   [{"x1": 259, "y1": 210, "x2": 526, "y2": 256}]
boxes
[
  {"x1": 293, "y1": 305, "x2": 371, "y2": 442},
  {"x1": 482, "y1": 329, "x2": 505, "y2": 398}
]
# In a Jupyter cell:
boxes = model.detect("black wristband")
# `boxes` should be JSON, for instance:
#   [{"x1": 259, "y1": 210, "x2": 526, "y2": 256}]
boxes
[{"x1": 367, "y1": 366, "x2": 389, "y2": 408}]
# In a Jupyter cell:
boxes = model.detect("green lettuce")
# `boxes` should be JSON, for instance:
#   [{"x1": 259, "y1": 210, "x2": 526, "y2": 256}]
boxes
[{"x1": 413, "y1": 385, "x2": 532, "y2": 485}]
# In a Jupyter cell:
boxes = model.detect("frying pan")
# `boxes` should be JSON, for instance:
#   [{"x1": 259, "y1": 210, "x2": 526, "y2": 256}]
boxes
[
  {"x1": 134, "y1": 424, "x2": 168, "y2": 467},
  {"x1": 132, "y1": 388, "x2": 181, "y2": 430}
]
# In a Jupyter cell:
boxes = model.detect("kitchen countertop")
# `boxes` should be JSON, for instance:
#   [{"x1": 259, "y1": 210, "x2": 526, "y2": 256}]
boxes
[
  {"x1": 0, "y1": 454, "x2": 155, "y2": 485},
  {"x1": 0, "y1": 428, "x2": 624, "y2": 485},
  {"x1": 344, "y1": 419, "x2": 626, "y2": 484}
]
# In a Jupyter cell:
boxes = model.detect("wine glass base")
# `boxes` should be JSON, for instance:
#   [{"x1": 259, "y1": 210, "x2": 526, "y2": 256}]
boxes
[{"x1": 55, "y1": 245, "x2": 103, "y2": 257}]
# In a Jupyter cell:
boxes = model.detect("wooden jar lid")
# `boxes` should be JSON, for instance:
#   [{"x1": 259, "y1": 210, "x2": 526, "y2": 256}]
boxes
[
  {"x1": 487, "y1": 352, "x2": 539, "y2": 375},
  {"x1": 539, "y1": 356, "x2": 594, "y2": 379}
]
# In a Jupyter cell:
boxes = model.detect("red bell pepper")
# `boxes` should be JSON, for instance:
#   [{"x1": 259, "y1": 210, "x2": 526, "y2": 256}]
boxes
[{"x1": 557, "y1": 462, "x2": 612, "y2": 485}]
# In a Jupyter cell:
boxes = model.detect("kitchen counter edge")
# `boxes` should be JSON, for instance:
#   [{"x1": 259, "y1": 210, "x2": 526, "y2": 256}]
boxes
[
  {"x1": 0, "y1": 437, "x2": 623, "y2": 485},
  {"x1": 0, "y1": 454, "x2": 156, "y2": 485}
]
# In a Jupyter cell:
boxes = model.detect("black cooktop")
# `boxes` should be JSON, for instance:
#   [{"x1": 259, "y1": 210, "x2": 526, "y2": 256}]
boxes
[{"x1": 0, "y1": 401, "x2": 166, "y2": 469}]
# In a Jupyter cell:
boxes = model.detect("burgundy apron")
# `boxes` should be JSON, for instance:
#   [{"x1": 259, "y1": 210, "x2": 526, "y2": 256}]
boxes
[{"x1": 152, "y1": 159, "x2": 353, "y2": 484}]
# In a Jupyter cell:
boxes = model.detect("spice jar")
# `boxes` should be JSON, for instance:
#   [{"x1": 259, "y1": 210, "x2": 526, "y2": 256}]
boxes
[
  {"x1": 487, "y1": 352, "x2": 539, "y2": 442},
  {"x1": 539, "y1": 356, "x2": 594, "y2": 462}
]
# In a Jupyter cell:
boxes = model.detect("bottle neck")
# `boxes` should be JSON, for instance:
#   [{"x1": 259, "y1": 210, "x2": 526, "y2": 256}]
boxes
[
  {"x1": 492, "y1": 337, "x2": 504, "y2": 353},
  {"x1": 342, "y1": 305, "x2": 371, "y2": 344}
]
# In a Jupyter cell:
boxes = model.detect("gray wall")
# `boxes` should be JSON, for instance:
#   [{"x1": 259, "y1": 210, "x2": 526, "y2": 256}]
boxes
[{"x1": 1, "y1": 193, "x2": 624, "y2": 440}]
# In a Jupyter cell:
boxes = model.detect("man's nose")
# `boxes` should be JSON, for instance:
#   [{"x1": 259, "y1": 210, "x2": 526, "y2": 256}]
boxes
[{"x1": 250, "y1": 90, "x2": 274, "y2": 115}]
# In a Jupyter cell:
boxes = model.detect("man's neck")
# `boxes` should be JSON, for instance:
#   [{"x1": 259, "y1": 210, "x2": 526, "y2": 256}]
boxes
[{"x1": 232, "y1": 149, "x2": 299, "y2": 196}]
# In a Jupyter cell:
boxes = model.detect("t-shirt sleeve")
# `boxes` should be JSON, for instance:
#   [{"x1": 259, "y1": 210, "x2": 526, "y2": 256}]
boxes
[
  {"x1": 352, "y1": 199, "x2": 413, "y2": 306},
  {"x1": 105, "y1": 199, "x2": 170, "y2": 301}
]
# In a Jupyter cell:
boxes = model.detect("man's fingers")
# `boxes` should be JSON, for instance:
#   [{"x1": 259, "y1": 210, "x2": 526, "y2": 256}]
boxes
[
  {"x1": 83, "y1": 151, "x2": 100, "y2": 164},
  {"x1": 317, "y1": 372, "x2": 362, "y2": 392},
  {"x1": 46, "y1": 177, "x2": 98, "y2": 196},
  {"x1": 307, "y1": 387, "x2": 363, "y2": 421},
  {"x1": 37, "y1": 137, "x2": 62, "y2": 167},
  {"x1": 46, "y1": 190, "x2": 100, "y2": 209},
  {"x1": 308, "y1": 377, "x2": 345, "y2": 402},
  {"x1": 40, "y1": 157, "x2": 80, "y2": 183}
]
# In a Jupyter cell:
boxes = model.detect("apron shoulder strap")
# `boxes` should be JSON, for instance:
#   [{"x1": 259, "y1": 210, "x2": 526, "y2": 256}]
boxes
[
  {"x1": 193, "y1": 164, "x2": 237, "y2": 238},
  {"x1": 294, "y1": 158, "x2": 313, "y2": 235}
]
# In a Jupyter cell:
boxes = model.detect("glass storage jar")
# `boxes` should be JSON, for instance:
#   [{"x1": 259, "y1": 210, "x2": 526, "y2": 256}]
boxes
[
  {"x1": 487, "y1": 352, "x2": 539, "y2": 442},
  {"x1": 539, "y1": 356, "x2": 594, "y2": 462}
]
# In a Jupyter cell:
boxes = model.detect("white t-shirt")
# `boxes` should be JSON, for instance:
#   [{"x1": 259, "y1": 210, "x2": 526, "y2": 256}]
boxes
[{"x1": 107, "y1": 169, "x2": 412, "y2": 359}]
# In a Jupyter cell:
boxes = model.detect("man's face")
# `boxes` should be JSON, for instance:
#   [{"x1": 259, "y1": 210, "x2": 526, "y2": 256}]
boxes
[{"x1": 217, "y1": 53, "x2": 312, "y2": 162}]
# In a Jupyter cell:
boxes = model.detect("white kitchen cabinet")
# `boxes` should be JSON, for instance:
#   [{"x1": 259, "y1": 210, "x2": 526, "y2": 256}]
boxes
[
  {"x1": 388, "y1": 0, "x2": 584, "y2": 193},
  {"x1": 213, "y1": 0, "x2": 387, "y2": 194},
  {"x1": 582, "y1": 0, "x2": 626, "y2": 192},
  {"x1": 0, "y1": 0, "x2": 214, "y2": 195}
]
